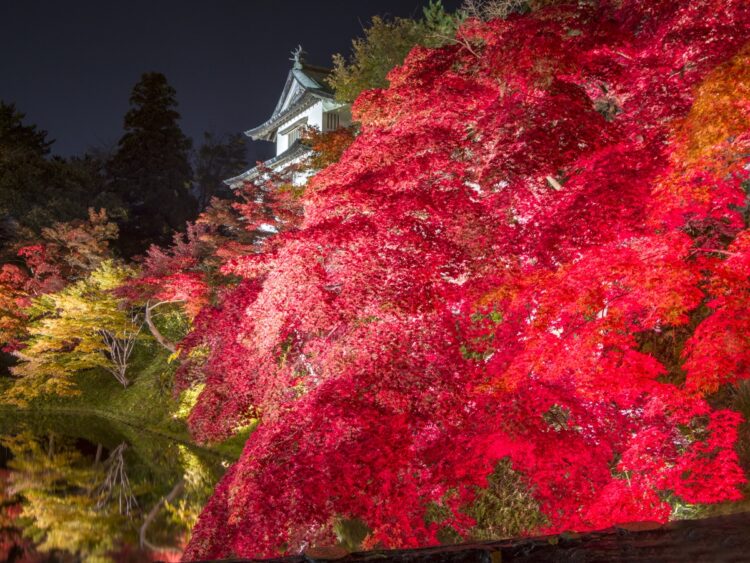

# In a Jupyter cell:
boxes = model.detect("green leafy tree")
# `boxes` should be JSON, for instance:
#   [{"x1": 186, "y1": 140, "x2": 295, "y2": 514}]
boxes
[
  {"x1": 327, "y1": 1, "x2": 459, "y2": 103},
  {"x1": 7, "y1": 261, "x2": 141, "y2": 404},
  {"x1": 423, "y1": 0, "x2": 462, "y2": 40},
  {"x1": 107, "y1": 73, "x2": 196, "y2": 256},
  {"x1": 0, "y1": 102, "x2": 51, "y2": 156}
]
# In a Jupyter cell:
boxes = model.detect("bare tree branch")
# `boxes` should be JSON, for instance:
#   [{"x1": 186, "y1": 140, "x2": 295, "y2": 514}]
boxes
[
  {"x1": 94, "y1": 443, "x2": 137, "y2": 515},
  {"x1": 430, "y1": 32, "x2": 482, "y2": 59},
  {"x1": 144, "y1": 300, "x2": 182, "y2": 354},
  {"x1": 545, "y1": 175, "x2": 563, "y2": 191},
  {"x1": 99, "y1": 311, "x2": 142, "y2": 387},
  {"x1": 140, "y1": 478, "x2": 185, "y2": 554}
]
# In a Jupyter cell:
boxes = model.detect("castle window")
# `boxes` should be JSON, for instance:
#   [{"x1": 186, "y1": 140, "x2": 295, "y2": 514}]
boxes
[
  {"x1": 287, "y1": 126, "x2": 303, "y2": 144},
  {"x1": 279, "y1": 116, "x2": 308, "y2": 146},
  {"x1": 325, "y1": 112, "x2": 340, "y2": 131}
]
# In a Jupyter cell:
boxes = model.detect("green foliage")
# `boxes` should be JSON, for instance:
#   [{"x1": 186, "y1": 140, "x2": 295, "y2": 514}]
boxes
[
  {"x1": 333, "y1": 518, "x2": 371, "y2": 552},
  {"x1": 163, "y1": 445, "x2": 216, "y2": 544},
  {"x1": 327, "y1": 1, "x2": 460, "y2": 103},
  {"x1": 0, "y1": 102, "x2": 52, "y2": 234},
  {"x1": 17, "y1": 343, "x2": 185, "y2": 438},
  {"x1": 69, "y1": 152, "x2": 129, "y2": 224},
  {"x1": 426, "y1": 460, "x2": 547, "y2": 544},
  {"x1": 7, "y1": 261, "x2": 140, "y2": 404},
  {"x1": 465, "y1": 460, "x2": 548, "y2": 541},
  {"x1": 0, "y1": 102, "x2": 51, "y2": 157},
  {"x1": 423, "y1": 0, "x2": 463, "y2": 43},
  {"x1": 150, "y1": 302, "x2": 191, "y2": 344},
  {"x1": 175, "y1": 384, "x2": 205, "y2": 420},
  {"x1": 0, "y1": 413, "x2": 234, "y2": 562},
  {"x1": 208, "y1": 423, "x2": 255, "y2": 460},
  {"x1": 459, "y1": 0, "x2": 564, "y2": 20}
]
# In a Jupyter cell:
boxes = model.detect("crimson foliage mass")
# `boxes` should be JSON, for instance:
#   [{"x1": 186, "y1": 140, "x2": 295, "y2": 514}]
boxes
[{"x1": 169, "y1": 1, "x2": 750, "y2": 558}]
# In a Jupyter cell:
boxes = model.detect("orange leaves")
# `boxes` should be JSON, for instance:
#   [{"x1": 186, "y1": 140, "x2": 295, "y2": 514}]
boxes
[
  {"x1": 0, "y1": 211, "x2": 121, "y2": 350},
  {"x1": 302, "y1": 126, "x2": 357, "y2": 173},
  {"x1": 677, "y1": 43, "x2": 750, "y2": 165}
]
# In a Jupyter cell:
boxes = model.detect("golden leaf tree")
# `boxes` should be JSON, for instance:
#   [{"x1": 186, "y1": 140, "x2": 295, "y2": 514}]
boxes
[{"x1": 7, "y1": 261, "x2": 141, "y2": 404}]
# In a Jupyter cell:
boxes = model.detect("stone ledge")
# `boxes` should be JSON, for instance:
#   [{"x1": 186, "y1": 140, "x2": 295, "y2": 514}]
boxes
[{"x1": 193, "y1": 511, "x2": 750, "y2": 563}]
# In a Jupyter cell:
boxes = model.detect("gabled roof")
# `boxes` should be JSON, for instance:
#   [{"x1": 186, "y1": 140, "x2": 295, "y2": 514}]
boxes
[{"x1": 245, "y1": 62, "x2": 336, "y2": 142}]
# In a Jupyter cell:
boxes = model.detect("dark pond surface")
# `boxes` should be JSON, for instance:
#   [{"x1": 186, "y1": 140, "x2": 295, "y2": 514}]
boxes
[{"x1": 0, "y1": 411, "x2": 230, "y2": 562}]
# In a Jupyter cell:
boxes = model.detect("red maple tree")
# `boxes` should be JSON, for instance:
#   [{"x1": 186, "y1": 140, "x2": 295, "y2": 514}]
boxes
[{"x1": 181, "y1": 1, "x2": 750, "y2": 558}]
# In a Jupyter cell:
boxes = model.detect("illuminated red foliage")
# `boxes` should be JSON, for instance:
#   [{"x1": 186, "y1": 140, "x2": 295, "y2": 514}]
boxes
[
  {"x1": 115, "y1": 224, "x2": 214, "y2": 318},
  {"x1": 183, "y1": 1, "x2": 750, "y2": 559},
  {"x1": 0, "y1": 264, "x2": 31, "y2": 350},
  {"x1": 122, "y1": 162, "x2": 306, "y2": 322},
  {"x1": 15, "y1": 208, "x2": 119, "y2": 295}
]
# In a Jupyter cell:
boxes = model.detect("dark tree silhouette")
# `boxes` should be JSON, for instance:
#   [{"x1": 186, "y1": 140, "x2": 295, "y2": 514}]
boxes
[
  {"x1": 107, "y1": 73, "x2": 196, "y2": 256},
  {"x1": 193, "y1": 132, "x2": 247, "y2": 210},
  {"x1": 0, "y1": 102, "x2": 94, "y2": 254}
]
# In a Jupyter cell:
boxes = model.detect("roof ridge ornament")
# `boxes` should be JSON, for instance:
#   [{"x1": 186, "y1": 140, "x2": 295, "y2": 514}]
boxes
[{"x1": 290, "y1": 45, "x2": 305, "y2": 69}]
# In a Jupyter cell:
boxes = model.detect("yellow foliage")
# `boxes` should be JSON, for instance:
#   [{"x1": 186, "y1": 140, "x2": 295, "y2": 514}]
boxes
[
  {"x1": 5, "y1": 261, "x2": 139, "y2": 405},
  {"x1": 5, "y1": 433, "x2": 127, "y2": 563},
  {"x1": 174, "y1": 384, "x2": 205, "y2": 420}
]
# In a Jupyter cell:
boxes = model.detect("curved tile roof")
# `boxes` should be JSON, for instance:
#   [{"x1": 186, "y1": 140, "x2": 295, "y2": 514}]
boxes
[{"x1": 224, "y1": 140, "x2": 311, "y2": 188}]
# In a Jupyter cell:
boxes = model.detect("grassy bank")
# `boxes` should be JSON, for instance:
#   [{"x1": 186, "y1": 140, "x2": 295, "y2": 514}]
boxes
[{"x1": 0, "y1": 339, "x2": 248, "y2": 460}]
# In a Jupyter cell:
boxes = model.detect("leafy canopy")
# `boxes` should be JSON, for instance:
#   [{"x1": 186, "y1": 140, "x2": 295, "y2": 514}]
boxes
[
  {"x1": 0, "y1": 102, "x2": 97, "y2": 243},
  {"x1": 327, "y1": 1, "x2": 459, "y2": 103}
]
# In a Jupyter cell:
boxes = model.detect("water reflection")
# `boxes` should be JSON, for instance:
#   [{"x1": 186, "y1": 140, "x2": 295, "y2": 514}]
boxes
[{"x1": 0, "y1": 413, "x2": 228, "y2": 562}]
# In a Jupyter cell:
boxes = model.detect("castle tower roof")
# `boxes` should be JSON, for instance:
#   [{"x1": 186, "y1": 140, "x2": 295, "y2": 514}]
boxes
[{"x1": 245, "y1": 53, "x2": 336, "y2": 142}]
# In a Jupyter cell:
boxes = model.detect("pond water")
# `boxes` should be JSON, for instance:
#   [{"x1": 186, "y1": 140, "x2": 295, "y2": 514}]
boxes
[{"x1": 0, "y1": 411, "x2": 230, "y2": 562}]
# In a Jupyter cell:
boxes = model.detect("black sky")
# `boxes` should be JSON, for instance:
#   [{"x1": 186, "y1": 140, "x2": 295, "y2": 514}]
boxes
[{"x1": 1, "y1": 0, "x2": 463, "y2": 162}]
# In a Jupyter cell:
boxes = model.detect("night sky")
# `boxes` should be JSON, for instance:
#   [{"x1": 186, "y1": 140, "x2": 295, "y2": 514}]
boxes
[{"x1": 1, "y1": 0, "x2": 463, "y2": 162}]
